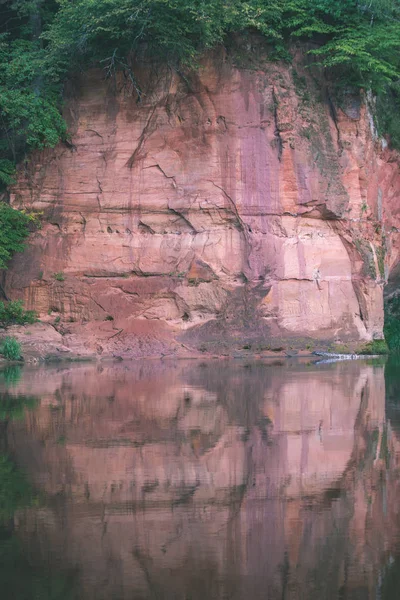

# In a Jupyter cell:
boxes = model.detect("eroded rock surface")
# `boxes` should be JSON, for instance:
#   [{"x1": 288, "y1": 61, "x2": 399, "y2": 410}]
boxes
[{"x1": 5, "y1": 51, "x2": 400, "y2": 356}]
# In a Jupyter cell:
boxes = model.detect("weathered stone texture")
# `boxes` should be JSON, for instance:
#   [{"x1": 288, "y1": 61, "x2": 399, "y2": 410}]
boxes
[{"x1": 5, "y1": 53, "x2": 400, "y2": 355}]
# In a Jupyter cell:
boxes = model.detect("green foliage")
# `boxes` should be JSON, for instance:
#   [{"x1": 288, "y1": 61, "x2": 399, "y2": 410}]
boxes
[
  {"x1": 0, "y1": 462, "x2": 30, "y2": 532},
  {"x1": 0, "y1": 358, "x2": 77, "y2": 599},
  {"x1": 0, "y1": 392, "x2": 36, "y2": 528},
  {"x1": 376, "y1": 246, "x2": 386, "y2": 280},
  {"x1": 0, "y1": 454, "x2": 32, "y2": 522},
  {"x1": 0, "y1": 2, "x2": 66, "y2": 183},
  {"x1": 284, "y1": 1, "x2": 400, "y2": 148},
  {"x1": 45, "y1": 0, "x2": 400, "y2": 89},
  {"x1": 0, "y1": 535, "x2": 78, "y2": 600},
  {"x1": 283, "y1": 1, "x2": 400, "y2": 88},
  {"x1": 0, "y1": 395, "x2": 36, "y2": 525},
  {"x1": 385, "y1": 295, "x2": 400, "y2": 353},
  {"x1": 0, "y1": 300, "x2": 37, "y2": 327},
  {"x1": 46, "y1": 0, "x2": 284, "y2": 70},
  {"x1": 357, "y1": 339, "x2": 389, "y2": 355},
  {"x1": 0, "y1": 391, "x2": 37, "y2": 420},
  {"x1": 0, "y1": 0, "x2": 399, "y2": 175},
  {"x1": 0, "y1": 337, "x2": 22, "y2": 361},
  {"x1": 0, "y1": 365, "x2": 22, "y2": 386},
  {"x1": 385, "y1": 316, "x2": 400, "y2": 352},
  {"x1": 53, "y1": 271, "x2": 65, "y2": 281},
  {"x1": 380, "y1": 554, "x2": 400, "y2": 600},
  {"x1": 330, "y1": 343, "x2": 351, "y2": 354},
  {"x1": 376, "y1": 80, "x2": 400, "y2": 149},
  {"x1": 0, "y1": 159, "x2": 15, "y2": 187},
  {"x1": 0, "y1": 450, "x2": 77, "y2": 598},
  {"x1": 0, "y1": 202, "x2": 31, "y2": 269}
]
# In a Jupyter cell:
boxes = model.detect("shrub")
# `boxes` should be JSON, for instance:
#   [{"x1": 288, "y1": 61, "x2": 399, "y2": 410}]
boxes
[
  {"x1": 331, "y1": 343, "x2": 351, "y2": 354},
  {"x1": 357, "y1": 339, "x2": 389, "y2": 355},
  {"x1": 385, "y1": 314, "x2": 400, "y2": 353},
  {"x1": 53, "y1": 272, "x2": 65, "y2": 282},
  {"x1": 384, "y1": 295, "x2": 400, "y2": 353},
  {"x1": 0, "y1": 337, "x2": 22, "y2": 361},
  {"x1": 0, "y1": 203, "x2": 31, "y2": 268},
  {"x1": 0, "y1": 300, "x2": 37, "y2": 327}
]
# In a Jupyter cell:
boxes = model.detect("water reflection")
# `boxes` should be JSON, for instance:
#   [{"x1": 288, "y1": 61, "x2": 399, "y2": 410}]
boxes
[{"x1": 1, "y1": 359, "x2": 400, "y2": 599}]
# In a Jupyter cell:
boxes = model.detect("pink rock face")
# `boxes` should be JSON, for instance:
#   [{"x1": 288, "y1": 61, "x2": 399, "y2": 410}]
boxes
[{"x1": 5, "y1": 52, "x2": 400, "y2": 355}]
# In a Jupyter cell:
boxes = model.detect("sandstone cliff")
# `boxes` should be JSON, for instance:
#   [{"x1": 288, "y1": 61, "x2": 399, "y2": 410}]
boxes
[{"x1": 4, "y1": 49, "x2": 400, "y2": 357}]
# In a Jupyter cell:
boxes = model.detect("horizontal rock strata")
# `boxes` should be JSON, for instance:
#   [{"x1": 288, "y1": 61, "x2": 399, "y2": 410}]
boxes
[{"x1": 5, "y1": 51, "x2": 400, "y2": 356}]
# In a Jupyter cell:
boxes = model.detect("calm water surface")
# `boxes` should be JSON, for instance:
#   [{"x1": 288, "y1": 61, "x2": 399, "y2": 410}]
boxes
[{"x1": 1, "y1": 358, "x2": 400, "y2": 599}]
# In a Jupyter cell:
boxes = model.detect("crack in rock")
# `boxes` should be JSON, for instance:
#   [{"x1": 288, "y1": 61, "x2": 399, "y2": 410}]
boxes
[
  {"x1": 126, "y1": 106, "x2": 158, "y2": 168},
  {"x1": 167, "y1": 205, "x2": 197, "y2": 233},
  {"x1": 144, "y1": 164, "x2": 177, "y2": 188},
  {"x1": 208, "y1": 180, "x2": 252, "y2": 270}
]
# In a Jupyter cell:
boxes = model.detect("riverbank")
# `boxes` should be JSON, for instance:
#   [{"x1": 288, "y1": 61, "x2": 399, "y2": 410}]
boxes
[{"x1": 0, "y1": 322, "x2": 389, "y2": 364}]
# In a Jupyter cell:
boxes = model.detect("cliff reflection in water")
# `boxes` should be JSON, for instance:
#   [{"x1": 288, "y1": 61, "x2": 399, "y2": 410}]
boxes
[{"x1": 2, "y1": 359, "x2": 400, "y2": 600}]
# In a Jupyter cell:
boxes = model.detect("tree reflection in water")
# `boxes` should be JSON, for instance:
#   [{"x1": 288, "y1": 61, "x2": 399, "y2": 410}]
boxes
[
  {"x1": 0, "y1": 359, "x2": 399, "y2": 599},
  {"x1": 0, "y1": 387, "x2": 78, "y2": 599}
]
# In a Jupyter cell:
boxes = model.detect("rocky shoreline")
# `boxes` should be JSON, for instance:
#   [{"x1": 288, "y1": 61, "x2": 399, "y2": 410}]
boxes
[{"x1": 0, "y1": 323, "x2": 387, "y2": 365}]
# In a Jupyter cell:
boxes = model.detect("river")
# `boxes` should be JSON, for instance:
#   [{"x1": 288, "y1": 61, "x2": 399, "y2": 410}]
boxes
[{"x1": 0, "y1": 358, "x2": 399, "y2": 599}]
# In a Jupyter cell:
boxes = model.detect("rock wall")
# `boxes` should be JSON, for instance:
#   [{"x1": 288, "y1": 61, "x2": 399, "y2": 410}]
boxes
[{"x1": 5, "y1": 49, "x2": 400, "y2": 356}]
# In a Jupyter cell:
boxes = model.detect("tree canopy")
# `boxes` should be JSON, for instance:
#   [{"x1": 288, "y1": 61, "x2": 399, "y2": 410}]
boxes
[
  {"x1": 0, "y1": 0, "x2": 400, "y2": 180},
  {"x1": 0, "y1": 202, "x2": 31, "y2": 269}
]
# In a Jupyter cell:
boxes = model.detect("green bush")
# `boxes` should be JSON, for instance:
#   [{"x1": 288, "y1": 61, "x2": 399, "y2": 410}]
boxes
[
  {"x1": 45, "y1": 0, "x2": 400, "y2": 91},
  {"x1": 376, "y1": 81, "x2": 400, "y2": 149},
  {"x1": 384, "y1": 295, "x2": 400, "y2": 353},
  {"x1": 0, "y1": 337, "x2": 22, "y2": 361},
  {"x1": 385, "y1": 319, "x2": 400, "y2": 353},
  {"x1": 1, "y1": 0, "x2": 400, "y2": 186},
  {"x1": 0, "y1": 300, "x2": 37, "y2": 327},
  {"x1": 0, "y1": 203, "x2": 31, "y2": 269},
  {"x1": 357, "y1": 339, "x2": 389, "y2": 355},
  {"x1": 330, "y1": 343, "x2": 351, "y2": 355},
  {"x1": 53, "y1": 272, "x2": 65, "y2": 282},
  {"x1": 385, "y1": 318, "x2": 400, "y2": 353}
]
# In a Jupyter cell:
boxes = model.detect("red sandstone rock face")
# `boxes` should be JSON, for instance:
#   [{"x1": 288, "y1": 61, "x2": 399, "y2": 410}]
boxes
[{"x1": 5, "y1": 52, "x2": 400, "y2": 356}]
